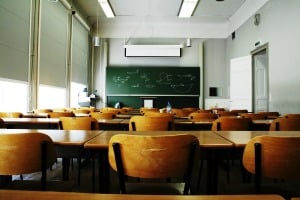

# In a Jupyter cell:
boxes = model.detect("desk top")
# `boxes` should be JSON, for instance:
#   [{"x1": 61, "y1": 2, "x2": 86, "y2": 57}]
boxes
[
  {"x1": 0, "y1": 190, "x2": 285, "y2": 200},
  {"x1": 0, "y1": 129, "x2": 102, "y2": 146},
  {"x1": 216, "y1": 131, "x2": 300, "y2": 147},
  {"x1": 84, "y1": 131, "x2": 233, "y2": 149}
]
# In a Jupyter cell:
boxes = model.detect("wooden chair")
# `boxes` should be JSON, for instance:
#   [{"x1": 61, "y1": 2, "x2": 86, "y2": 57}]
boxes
[
  {"x1": 72, "y1": 109, "x2": 90, "y2": 116},
  {"x1": 33, "y1": 109, "x2": 53, "y2": 114},
  {"x1": 59, "y1": 117, "x2": 98, "y2": 130},
  {"x1": 217, "y1": 111, "x2": 239, "y2": 118},
  {"x1": 257, "y1": 111, "x2": 280, "y2": 119},
  {"x1": 108, "y1": 134, "x2": 199, "y2": 194},
  {"x1": 171, "y1": 108, "x2": 189, "y2": 118},
  {"x1": 182, "y1": 107, "x2": 199, "y2": 115},
  {"x1": 230, "y1": 109, "x2": 248, "y2": 114},
  {"x1": 197, "y1": 109, "x2": 213, "y2": 113},
  {"x1": 211, "y1": 117, "x2": 252, "y2": 131},
  {"x1": 144, "y1": 111, "x2": 174, "y2": 118},
  {"x1": 269, "y1": 118, "x2": 300, "y2": 131},
  {"x1": 129, "y1": 116, "x2": 173, "y2": 131},
  {"x1": 240, "y1": 113, "x2": 268, "y2": 120},
  {"x1": 0, "y1": 112, "x2": 23, "y2": 118},
  {"x1": 90, "y1": 112, "x2": 116, "y2": 120},
  {"x1": 59, "y1": 117, "x2": 98, "y2": 185},
  {"x1": 188, "y1": 112, "x2": 218, "y2": 122},
  {"x1": 139, "y1": 107, "x2": 159, "y2": 115},
  {"x1": 47, "y1": 112, "x2": 74, "y2": 118},
  {"x1": 242, "y1": 135, "x2": 300, "y2": 196},
  {"x1": 0, "y1": 132, "x2": 71, "y2": 191},
  {"x1": 283, "y1": 114, "x2": 300, "y2": 119}
]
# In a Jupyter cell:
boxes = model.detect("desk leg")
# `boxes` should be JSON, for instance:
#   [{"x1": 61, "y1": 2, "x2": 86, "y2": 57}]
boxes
[
  {"x1": 62, "y1": 158, "x2": 70, "y2": 180},
  {"x1": 98, "y1": 149, "x2": 109, "y2": 193},
  {"x1": 206, "y1": 149, "x2": 219, "y2": 194}
]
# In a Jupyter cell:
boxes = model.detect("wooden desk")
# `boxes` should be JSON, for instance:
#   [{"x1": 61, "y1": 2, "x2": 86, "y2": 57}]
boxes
[
  {"x1": 0, "y1": 189, "x2": 285, "y2": 200},
  {"x1": 2, "y1": 118, "x2": 60, "y2": 129},
  {"x1": 0, "y1": 129, "x2": 102, "y2": 183},
  {"x1": 215, "y1": 131, "x2": 300, "y2": 147},
  {"x1": 84, "y1": 130, "x2": 233, "y2": 194}
]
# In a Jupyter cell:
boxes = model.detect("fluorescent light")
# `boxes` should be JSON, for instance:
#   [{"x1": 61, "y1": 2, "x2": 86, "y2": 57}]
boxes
[
  {"x1": 98, "y1": 0, "x2": 115, "y2": 18},
  {"x1": 178, "y1": 0, "x2": 199, "y2": 18}
]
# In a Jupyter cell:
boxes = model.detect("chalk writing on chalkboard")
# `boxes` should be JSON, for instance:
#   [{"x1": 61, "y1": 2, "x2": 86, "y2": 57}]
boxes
[{"x1": 107, "y1": 67, "x2": 200, "y2": 95}]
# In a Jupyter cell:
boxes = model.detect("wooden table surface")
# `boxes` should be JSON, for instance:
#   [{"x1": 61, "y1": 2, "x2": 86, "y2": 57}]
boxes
[
  {"x1": 0, "y1": 190, "x2": 285, "y2": 200},
  {"x1": 84, "y1": 130, "x2": 233, "y2": 149},
  {"x1": 215, "y1": 131, "x2": 300, "y2": 147}
]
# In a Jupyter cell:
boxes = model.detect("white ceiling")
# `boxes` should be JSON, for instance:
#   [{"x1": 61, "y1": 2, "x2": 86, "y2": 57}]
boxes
[{"x1": 72, "y1": 0, "x2": 269, "y2": 39}]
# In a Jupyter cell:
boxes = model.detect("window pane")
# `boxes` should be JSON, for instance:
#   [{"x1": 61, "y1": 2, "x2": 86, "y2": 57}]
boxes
[
  {"x1": 0, "y1": 78, "x2": 28, "y2": 112},
  {"x1": 38, "y1": 84, "x2": 66, "y2": 109}
]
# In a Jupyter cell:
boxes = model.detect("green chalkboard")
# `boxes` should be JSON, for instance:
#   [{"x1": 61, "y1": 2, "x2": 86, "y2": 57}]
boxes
[{"x1": 106, "y1": 66, "x2": 200, "y2": 95}]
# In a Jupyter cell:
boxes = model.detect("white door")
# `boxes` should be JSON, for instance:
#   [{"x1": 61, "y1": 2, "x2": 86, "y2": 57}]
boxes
[
  {"x1": 253, "y1": 49, "x2": 268, "y2": 112},
  {"x1": 230, "y1": 56, "x2": 252, "y2": 111}
]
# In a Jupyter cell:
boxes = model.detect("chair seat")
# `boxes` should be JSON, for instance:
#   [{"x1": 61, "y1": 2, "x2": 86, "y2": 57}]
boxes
[{"x1": 125, "y1": 182, "x2": 185, "y2": 195}]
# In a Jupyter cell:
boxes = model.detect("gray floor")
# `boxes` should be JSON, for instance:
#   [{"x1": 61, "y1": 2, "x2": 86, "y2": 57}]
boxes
[{"x1": 12, "y1": 157, "x2": 300, "y2": 199}]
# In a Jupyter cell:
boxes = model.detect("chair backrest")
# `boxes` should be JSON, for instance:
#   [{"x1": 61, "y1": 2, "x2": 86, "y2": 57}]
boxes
[
  {"x1": 171, "y1": 108, "x2": 189, "y2": 117},
  {"x1": 90, "y1": 112, "x2": 116, "y2": 120},
  {"x1": 33, "y1": 109, "x2": 53, "y2": 114},
  {"x1": 269, "y1": 118, "x2": 300, "y2": 131},
  {"x1": 72, "y1": 109, "x2": 90, "y2": 115},
  {"x1": 129, "y1": 116, "x2": 173, "y2": 131},
  {"x1": 139, "y1": 107, "x2": 159, "y2": 115},
  {"x1": 211, "y1": 117, "x2": 252, "y2": 131},
  {"x1": 0, "y1": 112, "x2": 23, "y2": 118},
  {"x1": 144, "y1": 111, "x2": 174, "y2": 118},
  {"x1": 242, "y1": 135, "x2": 300, "y2": 193},
  {"x1": 182, "y1": 107, "x2": 199, "y2": 115},
  {"x1": 230, "y1": 109, "x2": 248, "y2": 114},
  {"x1": 257, "y1": 111, "x2": 280, "y2": 119},
  {"x1": 59, "y1": 117, "x2": 98, "y2": 130},
  {"x1": 48, "y1": 111, "x2": 75, "y2": 118},
  {"x1": 217, "y1": 111, "x2": 239, "y2": 117},
  {"x1": 197, "y1": 109, "x2": 212, "y2": 113},
  {"x1": 283, "y1": 114, "x2": 300, "y2": 119},
  {"x1": 188, "y1": 112, "x2": 218, "y2": 122},
  {"x1": 108, "y1": 134, "x2": 198, "y2": 194},
  {"x1": 240, "y1": 113, "x2": 268, "y2": 120},
  {"x1": 0, "y1": 132, "x2": 57, "y2": 175}
]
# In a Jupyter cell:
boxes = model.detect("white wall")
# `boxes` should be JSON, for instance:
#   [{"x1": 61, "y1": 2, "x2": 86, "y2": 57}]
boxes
[{"x1": 226, "y1": 0, "x2": 300, "y2": 114}]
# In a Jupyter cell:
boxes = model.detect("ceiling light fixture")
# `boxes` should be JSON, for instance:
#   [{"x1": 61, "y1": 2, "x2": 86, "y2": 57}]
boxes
[
  {"x1": 178, "y1": 0, "x2": 199, "y2": 18},
  {"x1": 98, "y1": 0, "x2": 115, "y2": 18}
]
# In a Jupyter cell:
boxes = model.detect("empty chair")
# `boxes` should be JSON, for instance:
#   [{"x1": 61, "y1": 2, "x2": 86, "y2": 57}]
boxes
[
  {"x1": 72, "y1": 109, "x2": 90, "y2": 116},
  {"x1": 269, "y1": 118, "x2": 300, "y2": 131},
  {"x1": 48, "y1": 112, "x2": 75, "y2": 118},
  {"x1": 59, "y1": 116, "x2": 99, "y2": 184},
  {"x1": 0, "y1": 132, "x2": 70, "y2": 191},
  {"x1": 129, "y1": 115, "x2": 173, "y2": 131},
  {"x1": 217, "y1": 111, "x2": 239, "y2": 118},
  {"x1": 182, "y1": 107, "x2": 199, "y2": 115},
  {"x1": 59, "y1": 116, "x2": 98, "y2": 130},
  {"x1": 33, "y1": 109, "x2": 53, "y2": 114},
  {"x1": 243, "y1": 135, "x2": 300, "y2": 195},
  {"x1": 188, "y1": 112, "x2": 218, "y2": 122},
  {"x1": 90, "y1": 112, "x2": 116, "y2": 120},
  {"x1": 211, "y1": 117, "x2": 252, "y2": 131},
  {"x1": 210, "y1": 108, "x2": 225, "y2": 114},
  {"x1": 139, "y1": 107, "x2": 159, "y2": 115},
  {"x1": 257, "y1": 111, "x2": 280, "y2": 119},
  {"x1": 240, "y1": 113, "x2": 268, "y2": 120},
  {"x1": 171, "y1": 108, "x2": 189, "y2": 118},
  {"x1": 197, "y1": 109, "x2": 212, "y2": 113},
  {"x1": 144, "y1": 111, "x2": 174, "y2": 118},
  {"x1": 0, "y1": 112, "x2": 23, "y2": 118},
  {"x1": 108, "y1": 134, "x2": 199, "y2": 194},
  {"x1": 230, "y1": 109, "x2": 248, "y2": 114},
  {"x1": 283, "y1": 114, "x2": 300, "y2": 119}
]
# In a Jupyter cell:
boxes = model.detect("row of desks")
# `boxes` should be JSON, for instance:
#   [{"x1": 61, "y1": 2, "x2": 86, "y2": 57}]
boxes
[
  {"x1": 2, "y1": 117, "x2": 272, "y2": 130},
  {"x1": 0, "y1": 190, "x2": 285, "y2": 200},
  {"x1": 1, "y1": 128, "x2": 299, "y2": 194}
]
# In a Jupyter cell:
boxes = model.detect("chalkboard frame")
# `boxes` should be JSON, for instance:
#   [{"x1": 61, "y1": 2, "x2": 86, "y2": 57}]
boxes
[{"x1": 106, "y1": 66, "x2": 200, "y2": 95}]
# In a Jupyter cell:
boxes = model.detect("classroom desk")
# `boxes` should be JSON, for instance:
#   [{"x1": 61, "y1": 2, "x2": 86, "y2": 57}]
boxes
[
  {"x1": 84, "y1": 130, "x2": 233, "y2": 194},
  {"x1": 0, "y1": 190, "x2": 285, "y2": 200},
  {"x1": 215, "y1": 131, "x2": 300, "y2": 147},
  {"x1": 2, "y1": 118, "x2": 60, "y2": 129},
  {"x1": 0, "y1": 129, "x2": 102, "y2": 183}
]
